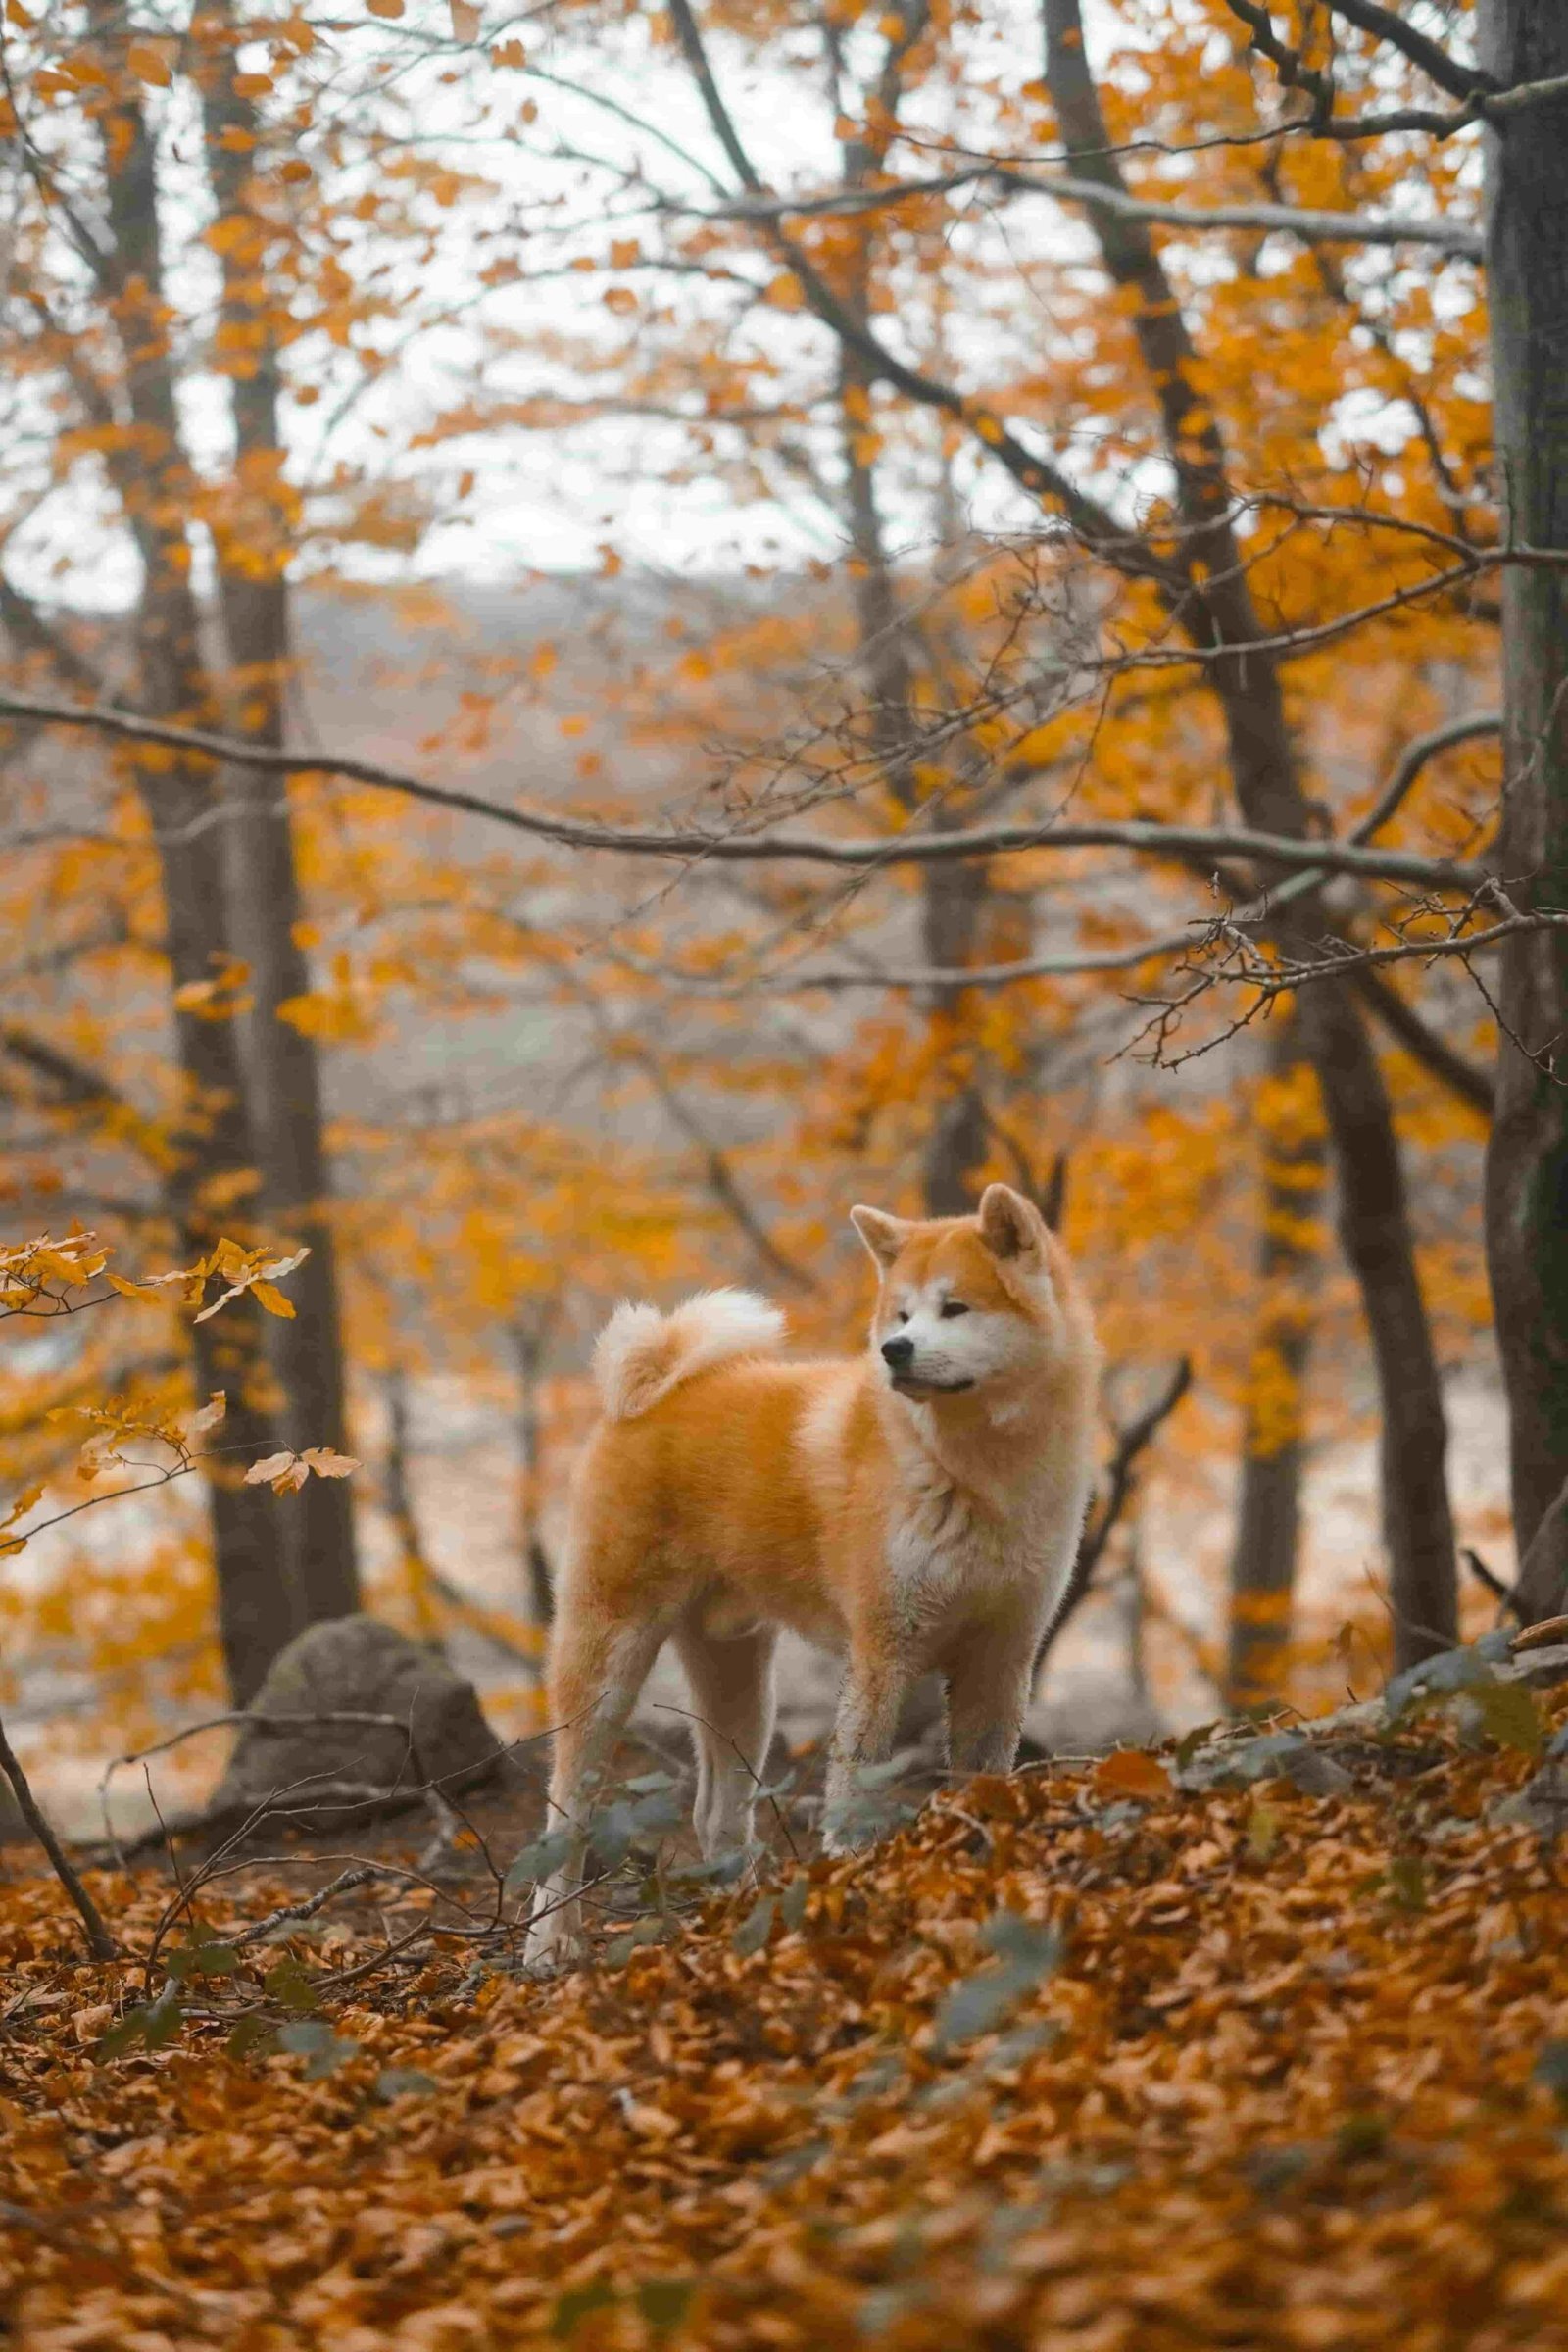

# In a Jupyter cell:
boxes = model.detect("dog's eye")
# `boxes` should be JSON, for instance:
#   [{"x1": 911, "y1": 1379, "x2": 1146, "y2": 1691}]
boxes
[
  {"x1": 894, "y1": 1310, "x2": 910, "y2": 1325},
  {"x1": 939, "y1": 1300, "x2": 970, "y2": 1319}
]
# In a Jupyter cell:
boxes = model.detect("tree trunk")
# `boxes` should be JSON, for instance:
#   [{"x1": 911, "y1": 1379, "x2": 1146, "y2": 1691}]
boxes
[
  {"x1": 1479, "y1": 0, "x2": 1568, "y2": 1619},
  {"x1": 383, "y1": 1369, "x2": 439, "y2": 1642},
  {"x1": 836, "y1": 354, "x2": 992, "y2": 1215},
  {"x1": 200, "y1": 26, "x2": 361, "y2": 1625},
  {"x1": 1226, "y1": 1021, "x2": 1327, "y2": 1713},
  {"x1": 87, "y1": 1, "x2": 290, "y2": 1701},
  {"x1": 1044, "y1": 0, "x2": 1456, "y2": 1666},
  {"x1": 514, "y1": 1315, "x2": 555, "y2": 1635},
  {"x1": 829, "y1": 42, "x2": 997, "y2": 1219}
]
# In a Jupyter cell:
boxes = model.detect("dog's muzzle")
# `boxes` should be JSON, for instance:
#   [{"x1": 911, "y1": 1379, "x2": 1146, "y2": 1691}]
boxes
[{"x1": 881, "y1": 1336, "x2": 974, "y2": 1396}]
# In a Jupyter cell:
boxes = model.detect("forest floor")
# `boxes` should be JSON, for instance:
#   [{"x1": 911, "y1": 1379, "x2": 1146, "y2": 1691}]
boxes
[{"x1": 2, "y1": 1661, "x2": 1568, "y2": 2351}]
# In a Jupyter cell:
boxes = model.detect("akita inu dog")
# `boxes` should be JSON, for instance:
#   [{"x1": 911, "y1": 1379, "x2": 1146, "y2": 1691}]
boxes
[{"x1": 525, "y1": 1182, "x2": 1100, "y2": 1970}]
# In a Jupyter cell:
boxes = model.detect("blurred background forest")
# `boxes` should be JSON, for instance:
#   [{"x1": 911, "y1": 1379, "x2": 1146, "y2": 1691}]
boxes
[{"x1": 0, "y1": 0, "x2": 1537, "y2": 1833}]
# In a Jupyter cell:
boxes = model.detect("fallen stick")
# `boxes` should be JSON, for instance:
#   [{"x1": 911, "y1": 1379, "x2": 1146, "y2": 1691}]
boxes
[{"x1": 0, "y1": 1710, "x2": 118, "y2": 1959}]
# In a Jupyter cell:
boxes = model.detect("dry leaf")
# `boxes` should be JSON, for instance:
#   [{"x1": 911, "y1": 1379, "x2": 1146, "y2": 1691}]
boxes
[
  {"x1": 299, "y1": 1448, "x2": 361, "y2": 1478},
  {"x1": 1091, "y1": 1749, "x2": 1173, "y2": 1802}
]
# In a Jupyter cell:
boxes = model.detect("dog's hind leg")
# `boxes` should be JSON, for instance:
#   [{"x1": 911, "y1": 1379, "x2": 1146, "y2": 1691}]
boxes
[
  {"x1": 671, "y1": 1620, "x2": 777, "y2": 1862},
  {"x1": 524, "y1": 1608, "x2": 666, "y2": 1973}
]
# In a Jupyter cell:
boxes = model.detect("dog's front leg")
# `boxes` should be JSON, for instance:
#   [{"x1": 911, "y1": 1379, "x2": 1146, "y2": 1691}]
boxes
[
  {"x1": 944, "y1": 1611, "x2": 1038, "y2": 1781},
  {"x1": 822, "y1": 1639, "x2": 912, "y2": 1854}
]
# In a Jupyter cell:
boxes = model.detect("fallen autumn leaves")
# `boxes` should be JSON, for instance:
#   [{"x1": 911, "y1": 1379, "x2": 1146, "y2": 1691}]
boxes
[{"x1": 3, "y1": 1698, "x2": 1568, "y2": 2351}]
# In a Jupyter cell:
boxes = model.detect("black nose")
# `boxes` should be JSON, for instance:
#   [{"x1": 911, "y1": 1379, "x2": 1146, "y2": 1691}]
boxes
[{"x1": 881, "y1": 1335, "x2": 914, "y2": 1369}]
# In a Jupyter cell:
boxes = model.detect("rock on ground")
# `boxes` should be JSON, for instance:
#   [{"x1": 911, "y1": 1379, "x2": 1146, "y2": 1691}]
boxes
[{"x1": 211, "y1": 1613, "x2": 509, "y2": 1828}]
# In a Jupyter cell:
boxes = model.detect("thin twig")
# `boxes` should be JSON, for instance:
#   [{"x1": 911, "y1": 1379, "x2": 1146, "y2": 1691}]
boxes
[
  {"x1": 1036, "y1": 1357, "x2": 1195, "y2": 1676},
  {"x1": 229, "y1": 1865, "x2": 388, "y2": 1948}
]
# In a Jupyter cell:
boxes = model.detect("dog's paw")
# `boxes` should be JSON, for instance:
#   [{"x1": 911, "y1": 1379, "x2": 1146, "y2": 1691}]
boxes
[
  {"x1": 521, "y1": 1902, "x2": 590, "y2": 1979},
  {"x1": 520, "y1": 1945, "x2": 576, "y2": 1981},
  {"x1": 520, "y1": 1930, "x2": 588, "y2": 1979}
]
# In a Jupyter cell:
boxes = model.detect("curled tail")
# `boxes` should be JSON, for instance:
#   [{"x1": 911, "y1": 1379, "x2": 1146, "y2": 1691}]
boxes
[{"x1": 592, "y1": 1289, "x2": 786, "y2": 1422}]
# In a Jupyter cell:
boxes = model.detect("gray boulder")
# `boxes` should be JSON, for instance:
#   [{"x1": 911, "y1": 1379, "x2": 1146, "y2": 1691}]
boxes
[{"x1": 212, "y1": 1614, "x2": 506, "y2": 1829}]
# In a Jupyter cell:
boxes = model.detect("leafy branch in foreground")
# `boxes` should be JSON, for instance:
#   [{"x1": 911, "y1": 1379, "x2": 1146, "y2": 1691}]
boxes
[{"x1": 0, "y1": 1231, "x2": 341, "y2": 1559}]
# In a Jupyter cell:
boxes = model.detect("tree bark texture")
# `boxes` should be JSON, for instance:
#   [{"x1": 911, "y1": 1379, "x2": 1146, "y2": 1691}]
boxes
[
  {"x1": 88, "y1": 3, "x2": 290, "y2": 1701},
  {"x1": 200, "y1": 19, "x2": 361, "y2": 1625},
  {"x1": 1479, "y1": 0, "x2": 1568, "y2": 1618},
  {"x1": 1226, "y1": 1020, "x2": 1327, "y2": 1713},
  {"x1": 1045, "y1": 0, "x2": 1456, "y2": 1664}
]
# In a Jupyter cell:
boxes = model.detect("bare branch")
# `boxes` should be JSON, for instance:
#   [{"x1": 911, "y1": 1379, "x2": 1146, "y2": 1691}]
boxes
[
  {"x1": 1352, "y1": 712, "x2": 1501, "y2": 845},
  {"x1": 0, "y1": 691, "x2": 1495, "y2": 890},
  {"x1": 1324, "y1": 1, "x2": 1498, "y2": 106},
  {"x1": 682, "y1": 167, "x2": 1482, "y2": 257},
  {"x1": 1036, "y1": 1357, "x2": 1194, "y2": 1675},
  {"x1": 1226, "y1": 0, "x2": 1568, "y2": 137}
]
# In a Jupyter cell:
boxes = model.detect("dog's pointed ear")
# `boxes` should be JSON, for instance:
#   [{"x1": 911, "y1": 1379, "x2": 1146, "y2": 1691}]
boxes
[
  {"x1": 978, "y1": 1182, "x2": 1045, "y2": 1263},
  {"x1": 850, "y1": 1205, "x2": 909, "y2": 1271}
]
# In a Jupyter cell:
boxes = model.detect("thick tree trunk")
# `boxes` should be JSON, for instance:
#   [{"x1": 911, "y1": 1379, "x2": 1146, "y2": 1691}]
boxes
[
  {"x1": 1479, "y1": 1, "x2": 1568, "y2": 1619},
  {"x1": 1226, "y1": 1021, "x2": 1326, "y2": 1713},
  {"x1": 1045, "y1": 0, "x2": 1456, "y2": 1666},
  {"x1": 200, "y1": 29, "x2": 361, "y2": 1624},
  {"x1": 88, "y1": 3, "x2": 290, "y2": 1700}
]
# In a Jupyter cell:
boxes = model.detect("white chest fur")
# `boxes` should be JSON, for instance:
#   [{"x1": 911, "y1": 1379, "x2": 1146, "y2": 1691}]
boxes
[{"x1": 883, "y1": 1421, "x2": 1089, "y2": 1642}]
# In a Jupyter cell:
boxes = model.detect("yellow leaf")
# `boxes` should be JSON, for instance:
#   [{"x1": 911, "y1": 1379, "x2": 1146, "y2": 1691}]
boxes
[
  {"x1": 0, "y1": 1485, "x2": 43, "y2": 1533},
  {"x1": 367, "y1": 0, "x2": 405, "y2": 15},
  {"x1": 189, "y1": 1393, "x2": 227, "y2": 1435},
  {"x1": 105, "y1": 1272, "x2": 172, "y2": 1303},
  {"x1": 249, "y1": 1281, "x2": 297, "y2": 1319},
  {"x1": 126, "y1": 39, "x2": 172, "y2": 84},
  {"x1": 450, "y1": 0, "x2": 480, "y2": 35}
]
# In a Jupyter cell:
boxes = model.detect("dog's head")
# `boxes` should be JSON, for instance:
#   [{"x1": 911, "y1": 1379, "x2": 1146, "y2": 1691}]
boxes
[{"x1": 850, "y1": 1184, "x2": 1086, "y2": 1406}]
